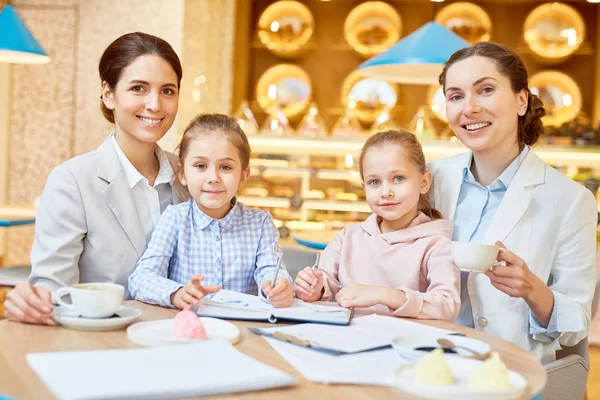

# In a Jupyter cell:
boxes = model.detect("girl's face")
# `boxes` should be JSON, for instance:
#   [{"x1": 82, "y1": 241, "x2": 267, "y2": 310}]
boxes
[
  {"x1": 444, "y1": 56, "x2": 528, "y2": 156},
  {"x1": 362, "y1": 144, "x2": 431, "y2": 232},
  {"x1": 178, "y1": 133, "x2": 250, "y2": 219},
  {"x1": 102, "y1": 54, "x2": 179, "y2": 145}
]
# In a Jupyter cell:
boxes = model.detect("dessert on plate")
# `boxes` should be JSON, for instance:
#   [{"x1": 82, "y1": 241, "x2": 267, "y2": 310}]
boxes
[
  {"x1": 172, "y1": 310, "x2": 207, "y2": 340},
  {"x1": 468, "y1": 351, "x2": 511, "y2": 390},
  {"x1": 414, "y1": 348, "x2": 455, "y2": 386}
]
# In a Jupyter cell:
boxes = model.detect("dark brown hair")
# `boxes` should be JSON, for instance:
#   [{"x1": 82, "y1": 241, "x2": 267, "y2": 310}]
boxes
[
  {"x1": 98, "y1": 32, "x2": 183, "y2": 123},
  {"x1": 178, "y1": 113, "x2": 251, "y2": 171},
  {"x1": 359, "y1": 130, "x2": 442, "y2": 220},
  {"x1": 438, "y1": 41, "x2": 545, "y2": 146}
]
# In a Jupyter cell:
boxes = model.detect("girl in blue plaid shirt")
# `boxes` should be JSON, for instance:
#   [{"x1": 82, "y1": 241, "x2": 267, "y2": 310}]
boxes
[{"x1": 129, "y1": 114, "x2": 294, "y2": 309}]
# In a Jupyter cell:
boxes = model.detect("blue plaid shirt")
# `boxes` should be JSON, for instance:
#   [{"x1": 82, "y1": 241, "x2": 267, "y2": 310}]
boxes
[{"x1": 128, "y1": 198, "x2": 291, "y2": 307}]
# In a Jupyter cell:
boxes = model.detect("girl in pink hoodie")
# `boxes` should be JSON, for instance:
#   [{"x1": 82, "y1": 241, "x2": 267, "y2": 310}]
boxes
[{"x1": 294, "y1": 130, "x2": 460, "y2": 321}]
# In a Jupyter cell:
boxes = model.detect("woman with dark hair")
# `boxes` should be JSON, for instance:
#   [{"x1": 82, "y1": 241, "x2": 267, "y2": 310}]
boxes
[
  {"x1": 429, "y1": 41, "x2": 597, "y2": 363},
  {"x1": 4, "y1": 32, "x2": 184, "y2": 325}
]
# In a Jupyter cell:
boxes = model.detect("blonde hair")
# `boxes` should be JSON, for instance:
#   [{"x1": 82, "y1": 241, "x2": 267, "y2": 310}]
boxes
[
  {"x1": 359, "y1": 130, "x2": 442, "y2": 220},
  {"x1": 175, "y1": 113, "x2": 251, "y2": 200}
]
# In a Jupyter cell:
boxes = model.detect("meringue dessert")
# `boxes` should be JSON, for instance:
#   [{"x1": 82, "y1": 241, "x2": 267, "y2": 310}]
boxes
[
  {"x1": 172, "y1": 310, "x2": 207, "y2": 340},
  {"x1": 414, "y1": 348, "x2": 455, "y2": 386},
  {"x1": 468, "y1": 352, "x2": 511, "y2": 391}
]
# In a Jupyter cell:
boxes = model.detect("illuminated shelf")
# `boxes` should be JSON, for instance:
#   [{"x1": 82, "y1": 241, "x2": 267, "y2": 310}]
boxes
[
  {"x1": 249, "y1": 166, "x2": 361, "y2": 183},
  {"x1": 249, "y1": 135, "x2": 600, "y2": 167},
  {"x1": 238, "y1": 196, "x2": 370, "y2": 213}
]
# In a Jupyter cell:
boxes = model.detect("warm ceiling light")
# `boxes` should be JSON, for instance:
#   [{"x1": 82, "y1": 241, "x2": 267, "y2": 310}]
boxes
[
  {"x1": 587, "y1": 0, "x2": 600, "y2": 3},
  {"x1": 431, "y1": 0, "x2": 445, "y2": 2}
]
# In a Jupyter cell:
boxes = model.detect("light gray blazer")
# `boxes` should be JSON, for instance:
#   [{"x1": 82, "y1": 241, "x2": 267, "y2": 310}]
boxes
[
  {"x1": 429, "y1": 149, "x2": 597, "y2": 362},
  {"x1": 29, "y1": 136, "x2": 182, "y2": 299}
]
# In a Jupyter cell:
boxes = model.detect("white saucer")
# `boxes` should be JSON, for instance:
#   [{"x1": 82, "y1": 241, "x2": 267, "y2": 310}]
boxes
[
  {"x1": 127, "y1": 317, "x2": 241, "y2": 347},
  {"x1": 392, "y1": 333, "x2": 491, "y2": 361},
  {"x1": 53, "y1": 305, "x2": 141, "y2": 331},
  {"x1": 395, "y1": 356, "x2": 527, "y2": 400}
]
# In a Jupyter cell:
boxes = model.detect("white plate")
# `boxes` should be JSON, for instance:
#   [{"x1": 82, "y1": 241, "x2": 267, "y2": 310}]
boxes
[
  {"x1": 127, "y1": 317, "x2": 241, "y2": 347},
  {"x1": 391, "y1": 333, "x2": 491, "y2": 361},
  {"x1": 53, "y1": 305, "x2": 141, "y2": 331},
  {"x1": 395, "y1": 356, "x2": 528, "y2": 400}
]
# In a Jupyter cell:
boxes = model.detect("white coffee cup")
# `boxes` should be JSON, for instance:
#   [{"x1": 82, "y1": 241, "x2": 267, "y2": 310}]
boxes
[
  {"x1": 451, "y1": 241, "x2": 500, "y2": 273},
  {"x1": 55, "y1": 283, "x2": 124, "y2": 318}
]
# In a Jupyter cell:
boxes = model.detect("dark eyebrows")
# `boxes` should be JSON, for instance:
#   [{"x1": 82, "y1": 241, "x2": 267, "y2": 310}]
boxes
[
  {"x1": 128, "y1": 80, "x2": 177, "y2": 89},
  {"x1": 444, "y1": 76, "x2": 498, "y2": 93}
]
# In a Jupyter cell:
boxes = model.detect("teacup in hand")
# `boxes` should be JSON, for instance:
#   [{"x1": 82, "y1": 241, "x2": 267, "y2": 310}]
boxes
[
  {"x1": 55, "y1": 283, "x2": 124, "y2": 318},
  {"x1": 451, "y1": 242, "x2": 500, "y2": 273}
]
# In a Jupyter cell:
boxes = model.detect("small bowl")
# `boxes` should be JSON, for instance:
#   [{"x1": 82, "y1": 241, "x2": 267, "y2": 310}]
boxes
[{"x1": 451, "y1": 242, "x2": 499, "y2": 273}]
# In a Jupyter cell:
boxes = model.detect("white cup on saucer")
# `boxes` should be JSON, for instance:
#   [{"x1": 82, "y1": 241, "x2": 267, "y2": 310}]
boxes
[
  {"x1": 55, "y1": 283, "x2": 124, "y2": 319},
  {"x1": 451, "y1": 241, "x2": 500, "y2": 273}
]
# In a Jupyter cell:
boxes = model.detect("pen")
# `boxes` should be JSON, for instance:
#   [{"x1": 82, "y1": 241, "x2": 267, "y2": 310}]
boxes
[
  {"x1": 310, "y1": 252, "x2": 320, "y2": 289},
  {"x1": 271, "y1": 253, "x2": 283, "y2": 287}
]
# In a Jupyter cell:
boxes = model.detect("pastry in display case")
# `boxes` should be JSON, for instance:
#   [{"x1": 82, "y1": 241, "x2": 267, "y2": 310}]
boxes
[
  {"x1": 233, "y1": 100, "x2": 258, "y2": 136},
  {"x1": 256, "y1": 64, "x2": 312, "y2": 119},
  {"x1": 331, "y1": 102, "x2": 363, "y2": 137},
  {"x1": 344, "y1": 1, "x2": 402, "y2": 58},
  {"x1": 260, "y1": 106, "x2": 292, "y2": 135},
  {"x1": 341, "y1": 70, "x2": 397, "y2": 126},
  {"x1": 435, "y1": 2, "x2": 492, "y2": 44},
  {"x1": 523, "y1": 2, "x2": 585, "y2": 63},
  {"x1": 529, "y1": 70, "x2": 582, "y2": 127},
  {"x1": 257, "y1": 0, "x2": 314, "y2": 58},
  {"x1": 297, "y1": 102, "x2": 328, "y2": 137},
  {"x1": 371, "y1": 109, "x2": 399, "y2": 134}
]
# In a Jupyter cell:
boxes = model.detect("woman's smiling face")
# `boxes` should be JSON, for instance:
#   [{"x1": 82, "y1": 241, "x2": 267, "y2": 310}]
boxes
[{"x1": 444, "y1": 56, "x2": 528, "y2": 155}]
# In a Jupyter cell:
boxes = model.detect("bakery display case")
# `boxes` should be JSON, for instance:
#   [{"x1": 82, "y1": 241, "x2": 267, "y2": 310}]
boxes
[
  {"x1": 237, "y1": 0, "x2": 600, "y2": 235},
  {"x1": 241, "y1": 134, "x2": 600, "y2": 232}
]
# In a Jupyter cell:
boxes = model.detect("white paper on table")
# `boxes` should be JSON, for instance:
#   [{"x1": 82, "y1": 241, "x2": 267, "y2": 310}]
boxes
[
  {"x1": 256, "y1": 313, "x2": 454, "y2": 354},
  {"x1": 261, "y1": 314, "x2": 454, "y2": 385},
  {"x1": 265, "y1": 337, "x2": 402, "y2": 386},
  {"x1": 26, "y1": 339, "x2": 296, "y2": 400}
]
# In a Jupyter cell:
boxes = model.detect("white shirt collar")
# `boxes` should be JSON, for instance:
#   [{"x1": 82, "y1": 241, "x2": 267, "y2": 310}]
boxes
[{"x1": 111, "y1": 133, "x2": 174, "y2": 189}]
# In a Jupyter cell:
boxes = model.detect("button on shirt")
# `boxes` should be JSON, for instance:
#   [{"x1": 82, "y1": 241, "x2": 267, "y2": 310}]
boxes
[
  {"x1": 128, "y1": 198, "x2": 292, "y2": 307},
  {"x1": 112, "y1": 134, "x2": 174, "y2": 244},
  {"x1": 453, "y1": 147, "x2": 529, "y2": 328}
]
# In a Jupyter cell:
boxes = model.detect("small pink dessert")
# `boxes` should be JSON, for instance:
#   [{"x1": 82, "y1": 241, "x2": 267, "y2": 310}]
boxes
[{"x1": 172, "y1": 310, "x2": 207, "y2": 340}]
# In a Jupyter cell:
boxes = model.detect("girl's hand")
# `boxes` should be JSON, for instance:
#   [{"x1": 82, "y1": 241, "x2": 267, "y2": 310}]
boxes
[
  {"x1": 335, "y1": 283, "x2": 381, "y2": 308},
  {"x1": 294, "y1": 267, "x2": 324, "y2": 302},
  {"x1": 262, "y1": 278, "x2": 293, "y2": 308},
  {"x1": 4, "y1": 283, "x2": 54, "y2": 325},
  {"x1": 171, "y1": 274, "x2": 221, "y2": 310},
  {"x1": 484, "y1": 241, "x2": 537, "y2": 299}
]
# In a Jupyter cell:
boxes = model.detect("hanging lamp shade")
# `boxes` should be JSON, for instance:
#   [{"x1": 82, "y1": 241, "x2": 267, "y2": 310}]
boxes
[
  {"x1": 0, "y1": 5, "x2": 50, "y2": 64},
  {"x1": 359, "y1": 22, "x2": 469, "y2": 85}
]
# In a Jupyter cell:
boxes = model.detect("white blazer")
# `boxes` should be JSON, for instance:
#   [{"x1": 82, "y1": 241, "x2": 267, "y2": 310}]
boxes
[
  {"x1": 429, "y1": 149, "x2": 597, "y2": 362},
  {"x1": 29, "y1": 136, "x2": 182, "y2": 299}
]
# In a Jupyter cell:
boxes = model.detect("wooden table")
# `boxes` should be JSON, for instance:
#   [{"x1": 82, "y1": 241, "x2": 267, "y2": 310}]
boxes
[{"x1": 0, "y1": 301, "x2": 546, "y2": 400}]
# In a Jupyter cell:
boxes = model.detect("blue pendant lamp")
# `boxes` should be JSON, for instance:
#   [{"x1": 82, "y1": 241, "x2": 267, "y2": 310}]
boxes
[
  {"x1": 359, "y1": 22, "x2": 469, "y2": 85},
  {"x1": 0, "y1": 4, "x2": 50, "y2": 64}
]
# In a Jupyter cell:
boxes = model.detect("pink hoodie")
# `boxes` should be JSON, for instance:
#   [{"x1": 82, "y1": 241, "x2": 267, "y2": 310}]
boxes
[{"x1": 320, "y1": 212, "x2": 461, "y2": 321}]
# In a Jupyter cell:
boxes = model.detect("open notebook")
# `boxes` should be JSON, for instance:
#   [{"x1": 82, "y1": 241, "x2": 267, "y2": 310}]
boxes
[{"x1": 196, "y1": 290, "x2": 353, "y2": 325}]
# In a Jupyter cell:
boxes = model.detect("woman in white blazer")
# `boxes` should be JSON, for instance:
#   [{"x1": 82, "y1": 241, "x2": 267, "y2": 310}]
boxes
[
  {"x1": 4, "y1": 32, "x2": 184, "y2": 325},
  {"x1": 429, "y1": 42, "x2": 597, "y2": 363}
]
